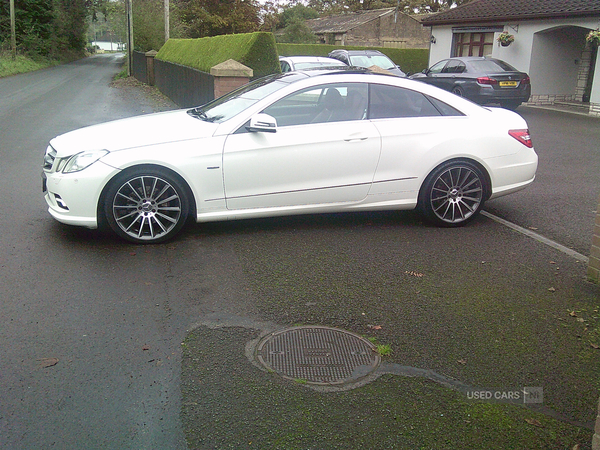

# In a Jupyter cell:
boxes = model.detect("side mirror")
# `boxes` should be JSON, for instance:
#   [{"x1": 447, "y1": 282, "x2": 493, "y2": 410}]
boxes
[{"x1": 246, "y1": 113, "x2": 277, "y2": 133}]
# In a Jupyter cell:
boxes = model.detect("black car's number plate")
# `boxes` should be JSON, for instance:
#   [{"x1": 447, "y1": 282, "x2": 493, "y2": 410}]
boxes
[{"x1": 499, "y1": 81, "x2": 518, "y2": 87}]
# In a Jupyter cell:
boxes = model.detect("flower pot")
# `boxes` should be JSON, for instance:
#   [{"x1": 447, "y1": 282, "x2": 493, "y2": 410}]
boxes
[{"x1": 501, "y1": 41, "x2": 511, "y2": 47}]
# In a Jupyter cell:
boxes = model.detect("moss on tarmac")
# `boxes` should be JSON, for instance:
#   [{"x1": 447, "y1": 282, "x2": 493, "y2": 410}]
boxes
[{"x1": 181, "y1": 212, "x2": 600, "y2": 449}]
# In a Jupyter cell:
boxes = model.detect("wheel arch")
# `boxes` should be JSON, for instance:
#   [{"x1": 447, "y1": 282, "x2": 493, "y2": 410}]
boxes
[
  {"x1": 417, "y1": 157, "x2": 492, "y2": 207},
  {"x1": 96, "y1": 163, "x2": 197, "y2": 230}
]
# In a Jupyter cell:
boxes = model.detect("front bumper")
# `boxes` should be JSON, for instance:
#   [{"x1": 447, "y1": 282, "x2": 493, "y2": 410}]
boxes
[{"x1": 42, "y1": 161, "x2": 120, "y2": 229}]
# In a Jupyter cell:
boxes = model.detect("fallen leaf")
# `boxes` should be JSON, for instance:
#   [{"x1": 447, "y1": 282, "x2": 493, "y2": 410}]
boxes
[
  {"x1": 525, "y1": 418, "x2": 543, "y2": 427},
  {"x1": 548, "y1": 287, "x2": 556, "y2": 292},
  {"x1": 590, "y1": 343, "x2": 600, "y2": 349},
  {"x1": 405, "y1": 271, "x2": 424, "y2": 278},
  {"x1": 572, "y1": 444, "x2": 580, "y2": 450},
  {"x1": 457, "y1": 359, "x2": 467, "y2": 365},
  {"x1": 142, "y1": 345, "x2": 150, "y2": 351},
  {"x1": 569, "y1": 311, "x2": 578, "y2": 317},
  {"x1": 368, "y1": 325, "x2": 382, "y2": 330},
  {"x1": 38, "y1": 357, "x2": 59, "y2": 368}
]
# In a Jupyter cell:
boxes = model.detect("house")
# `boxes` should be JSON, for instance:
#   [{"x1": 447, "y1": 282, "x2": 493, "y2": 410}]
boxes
[
  {"x1": 306, "y1": 7, "x2": 430, "y2": 49},
  {"x1": 420, "y1": 0, "x2": 600, "y2": 115}
]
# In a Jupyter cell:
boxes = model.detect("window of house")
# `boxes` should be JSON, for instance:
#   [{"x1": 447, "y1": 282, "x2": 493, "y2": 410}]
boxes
[{"x1": 453, "y1": 32, "x2": 494, "y2": 57}]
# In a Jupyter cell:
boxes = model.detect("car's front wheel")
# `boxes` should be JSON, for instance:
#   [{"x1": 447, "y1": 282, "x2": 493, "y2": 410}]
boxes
[
  {"x1": 419, "y1": 160, "x2": 486, "y2": 227},
  {"x1": 103, "y1": 167, "x2": 190, "y2": 244}
]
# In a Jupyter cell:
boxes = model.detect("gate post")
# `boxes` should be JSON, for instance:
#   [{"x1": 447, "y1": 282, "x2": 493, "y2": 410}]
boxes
[
  {"x1": 210, "y1": 59, "x2": 253, "y2": 99},
  {"x1": 145, "y1": 50, "x2": 158, "y2": 86}
]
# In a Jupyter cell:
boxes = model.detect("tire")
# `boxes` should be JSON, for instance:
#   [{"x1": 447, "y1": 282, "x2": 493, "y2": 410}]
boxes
[
  {"x1": 419, "y1": 160, "x2": 486, "y2": 227},
  {"x1": 451, "y1": 86, "x2": 464, "y2": 97},
  {"x1": 103, "y1": 167, "x2": 190, "y2": 244}
]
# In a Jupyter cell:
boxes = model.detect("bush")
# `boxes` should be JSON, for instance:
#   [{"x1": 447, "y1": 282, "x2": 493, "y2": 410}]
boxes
[
  {"x1": 276, "y1": 43, "x2": 429, "y2": 75},
  {"x1": 156, "y1": 32, "x2": 280, "y2": 79}
]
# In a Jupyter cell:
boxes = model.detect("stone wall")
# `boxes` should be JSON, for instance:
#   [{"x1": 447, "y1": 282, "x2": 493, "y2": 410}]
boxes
[{"x1": 344, "y1": 13, "x2": 429, "y2": 49}]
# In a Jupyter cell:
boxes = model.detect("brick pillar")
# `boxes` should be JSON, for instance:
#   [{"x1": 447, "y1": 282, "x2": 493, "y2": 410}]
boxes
[
  {"x1": 210, "y1": 59, "x2": 253, "y2": 99},
  {"x1": 145, "y1": 50, "x2": 158, "y2": 86},
  {"x1": 589, "y1": 192, "x2": 600, "y2": 283}
]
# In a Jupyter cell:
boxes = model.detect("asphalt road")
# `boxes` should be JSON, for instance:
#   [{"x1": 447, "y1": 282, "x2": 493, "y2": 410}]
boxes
[{"x1": 0, "y1": 54, "x2": 598, "y2": 449}]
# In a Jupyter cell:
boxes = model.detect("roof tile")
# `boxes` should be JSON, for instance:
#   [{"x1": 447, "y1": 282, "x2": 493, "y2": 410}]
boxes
[{"x1": 422, "y1": 0, "x2": 600, "y2": 25}]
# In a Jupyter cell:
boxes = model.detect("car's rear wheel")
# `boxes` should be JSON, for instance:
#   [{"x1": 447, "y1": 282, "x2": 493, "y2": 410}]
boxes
[
  {"x1": 451, "y1": 86, "x2": 464, "y2": 97},
  {"x1": 419, "y1": 160, "x2": 486, "y2": 227},
  {"x1": 104, "y1": 167, "x2": 189, "y2": 244}
]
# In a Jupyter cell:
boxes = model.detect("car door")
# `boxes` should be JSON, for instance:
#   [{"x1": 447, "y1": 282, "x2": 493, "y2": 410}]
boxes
[
  {"x1": 367, "y1": 83, "x2": 468, "y2": 199},
  {"x1": 441, "y1": 59, "x2": 467, "y2": 92},
  {"x1": 222, "y1": 82, "x2": 381, "y2": 210},
  {"x1": 421, "y1": 59, "x2": 449, "y2": 89}
]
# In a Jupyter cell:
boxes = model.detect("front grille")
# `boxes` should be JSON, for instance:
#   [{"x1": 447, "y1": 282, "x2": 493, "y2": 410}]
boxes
[{"x1": 43, "y1": 145, "x2": 56, "y2": 171}]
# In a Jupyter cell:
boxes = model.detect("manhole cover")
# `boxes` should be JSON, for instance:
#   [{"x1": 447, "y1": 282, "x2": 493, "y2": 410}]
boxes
[{"x1": 256, "y1": 326, "x2": 380, "y2": 385}]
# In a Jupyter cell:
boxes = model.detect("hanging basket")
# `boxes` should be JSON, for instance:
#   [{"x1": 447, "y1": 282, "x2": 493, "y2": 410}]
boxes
[
  {"x1": 497, "y1": 32, "x2": 514, "y2": 47},
  {"x1": 586, "y1": 30, "x2": 600, "y2": 47}
]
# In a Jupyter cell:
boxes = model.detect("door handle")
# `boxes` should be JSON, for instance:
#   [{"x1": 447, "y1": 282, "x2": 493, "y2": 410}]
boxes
[{"x1": 344, "y1": 134, "x2": 368, "y2": 142}]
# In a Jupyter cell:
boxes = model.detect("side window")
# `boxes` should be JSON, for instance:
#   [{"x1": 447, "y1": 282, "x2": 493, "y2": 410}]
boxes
[
  {"x1": 426, "y1": 96, "x2": 465, "y2": 116},
  {"x1": 368, "y1": 84, "x2": 442, "y2": 119},
  {"x1": 443, "y1": 60, "x2": 465, "y2": 74},
  {"x1": 280, "y1": 61, "x2": 291, "y2": 73},
  {"x1": 428, "y1": 60, "x2": 447, "y2": 74},
  {"x1": 262, "y1": 83, "x2": 368, "y2": 127}
]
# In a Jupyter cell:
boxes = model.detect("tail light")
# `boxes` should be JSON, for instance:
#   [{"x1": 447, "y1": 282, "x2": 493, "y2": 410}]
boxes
[
  {"x1": 521, "y1": 76, "x2": 531, "y2": 85},
  {"x1": 477, "y1": 77, "x2": 498, "y2": 85},
  {"x1": 509, "y1": 129, "x2": 533, "y2": 148}
]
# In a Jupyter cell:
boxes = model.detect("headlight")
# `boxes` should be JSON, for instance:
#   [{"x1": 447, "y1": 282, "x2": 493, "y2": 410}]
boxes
[{"x1": 62, "y1": 150, "x2": 109, "y2": 173}]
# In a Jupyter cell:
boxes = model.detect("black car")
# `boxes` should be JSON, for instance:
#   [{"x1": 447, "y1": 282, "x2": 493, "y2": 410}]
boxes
[
  {"x1": 328, "y1": 49, "x2": 406, "y2": 77},
  {"x1": 410, "y1": 57, "x2": 531, "y2": 109}
]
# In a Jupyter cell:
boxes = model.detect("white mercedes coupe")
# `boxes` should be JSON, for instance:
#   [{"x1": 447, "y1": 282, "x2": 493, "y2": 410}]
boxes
[{"x1": 42, "y1": 68, "x2": 538, "y2": 244}]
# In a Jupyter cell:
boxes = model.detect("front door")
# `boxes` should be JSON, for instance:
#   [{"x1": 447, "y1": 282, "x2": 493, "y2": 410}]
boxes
[{"x1": 222, "y1": 83, "x2": 381, "y2": 210}]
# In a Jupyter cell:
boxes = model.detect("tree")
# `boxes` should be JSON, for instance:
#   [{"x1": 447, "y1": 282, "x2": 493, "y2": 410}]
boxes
[
  {"x1": 305, "y1": 0, "x2": 469, "y2": 14},
  {"x1": 279, "y1": 4, "x2": 318, "y2": 28},
  {"x1": 0, "y1": 0, "x2": 54, "y2": 56},
  {"x1": 278, "y1": 17, "x2": 318, "y2": 43},
  {"x1": 174, "y1": 0, "x2": 261, "y2": 38}
]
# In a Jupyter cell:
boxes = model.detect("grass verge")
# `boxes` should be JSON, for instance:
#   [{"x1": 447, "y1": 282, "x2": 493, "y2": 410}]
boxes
[{"x1": 0, "y1": 53, "x2": 58, "y2": 78}]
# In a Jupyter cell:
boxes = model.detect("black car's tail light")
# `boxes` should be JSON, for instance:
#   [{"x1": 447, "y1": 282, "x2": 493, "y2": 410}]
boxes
[
  {"x1": 477, "y1": 76, "x2": 498, "y2": 85},
  {"x1": 509, "y1": 129, "x2": 533, "y2": 148}
]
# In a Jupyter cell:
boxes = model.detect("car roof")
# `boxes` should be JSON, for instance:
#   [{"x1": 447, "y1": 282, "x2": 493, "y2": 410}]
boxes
[
  {"x1": 280, "y1": 56, "x2": 345, "y2": 64},
  {"x1": 279, "y1": 66, "x2": 373, "y2": 79},
  {"x1": 330, "y1": 49, "x2": 386, "y2": 56},
  {"x1": 444, "y1": 56, "x2": 502, "y2": 63}
]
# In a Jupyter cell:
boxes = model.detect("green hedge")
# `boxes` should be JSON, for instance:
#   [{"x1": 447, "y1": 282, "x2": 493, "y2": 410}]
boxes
[
  {"x1": 276, "y1": 43, "x2": 429, "y2": 75},
  {"x1": 156, "y1": 32, "x2": 280, "y2": 79}
]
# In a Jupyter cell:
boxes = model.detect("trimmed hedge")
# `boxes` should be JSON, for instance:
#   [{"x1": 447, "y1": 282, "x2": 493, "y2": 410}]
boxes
[
  {"x1": 277, "y1": 43, "x2": 429, "y2": 75},
  {"x1": 156, "y1": 32, "x2": 280, "y2": 79}
]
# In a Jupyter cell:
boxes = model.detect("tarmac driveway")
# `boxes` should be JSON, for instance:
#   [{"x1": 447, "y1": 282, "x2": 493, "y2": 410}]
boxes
[{"x1": 176, "y1": 108, "x2": 600, "y2": 449}]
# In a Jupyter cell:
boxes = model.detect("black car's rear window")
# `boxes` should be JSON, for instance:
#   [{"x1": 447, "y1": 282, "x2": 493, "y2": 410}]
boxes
[{"x1": 468, "y1": 59, "x2": 517, "y2": 72}]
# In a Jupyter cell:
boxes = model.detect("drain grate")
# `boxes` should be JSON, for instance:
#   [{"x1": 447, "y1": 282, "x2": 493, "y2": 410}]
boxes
[{"x1": 256, "y1": 326, "x2": 380, "y2": 385}]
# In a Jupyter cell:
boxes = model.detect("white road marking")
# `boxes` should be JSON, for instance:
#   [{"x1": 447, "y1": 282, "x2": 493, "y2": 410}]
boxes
[{"x1": 481, "y1": 211, "x2": 589, "y2": 264}]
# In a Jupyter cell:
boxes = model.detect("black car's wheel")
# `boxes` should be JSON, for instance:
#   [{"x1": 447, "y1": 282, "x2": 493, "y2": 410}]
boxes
[
  {"x1": 104, "y1": 167, "x2": 190, "y2": 244},
  {"x1": 419, "y1": 160, "x2": 486, "y2": 227},
  {"x1": 451, "y1": 86, "x2": 464, "y2": 97}
]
